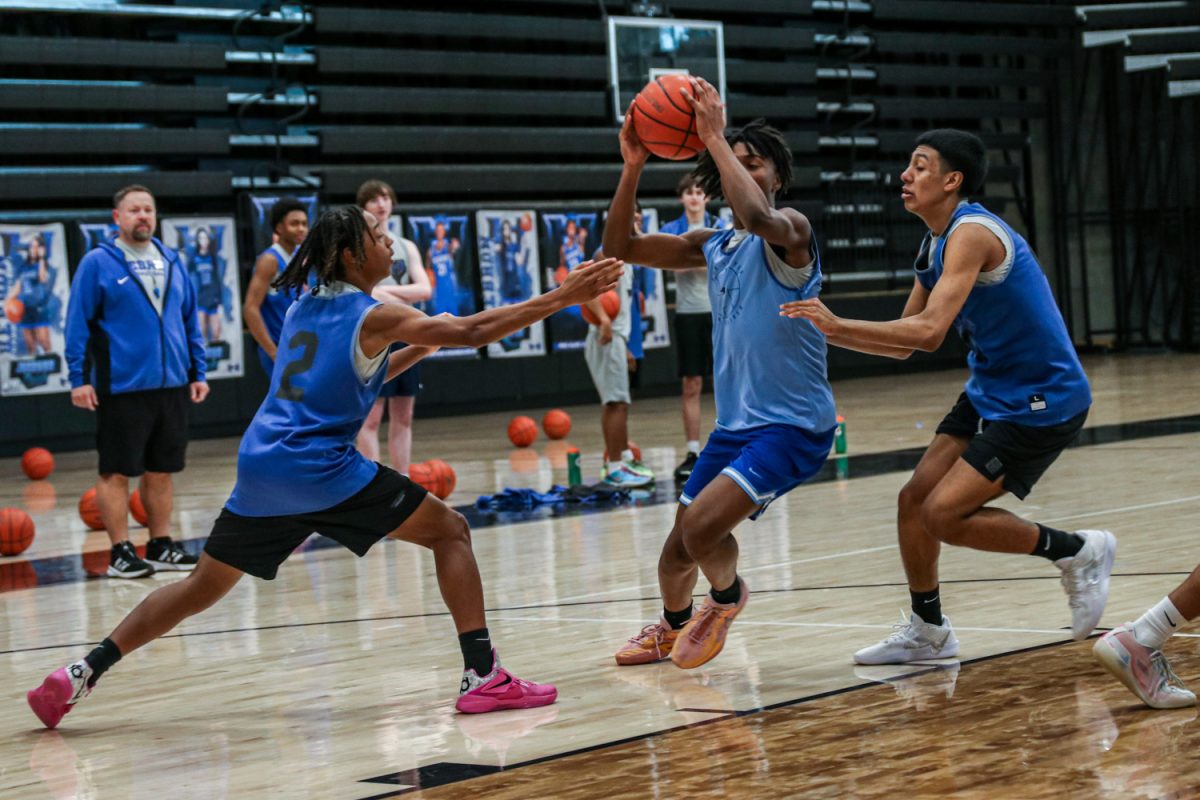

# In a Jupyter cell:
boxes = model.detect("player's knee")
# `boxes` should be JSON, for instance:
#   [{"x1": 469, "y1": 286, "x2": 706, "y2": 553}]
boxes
[
  {"x1": 442, "y1": 509, "x2": 471, "y2": 547},
  {"x1": 897, "y1": 480, "x2": 928, "y2": 519},
  {"x1": 920, "y1": 498, "x2": 966, "y2": 544},
  {"x1": 660, "y1": 527, "x2": 692, "y2": 571}
]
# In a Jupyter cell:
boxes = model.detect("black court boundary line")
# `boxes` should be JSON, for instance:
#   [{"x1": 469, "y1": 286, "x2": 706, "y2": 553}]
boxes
[
  {"x1": 4, "y1": 411, "x2": 1199, "y2": 595},
  {"x1": 352, "y1": 636, "x2": 1085, "y2": 800},
  {"x1": 1, "y1": 570, "x2": 1190, "y2": 658}
]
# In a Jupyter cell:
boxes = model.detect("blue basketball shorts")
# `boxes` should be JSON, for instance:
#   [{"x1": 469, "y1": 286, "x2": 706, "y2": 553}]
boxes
[{"x1": 680, "y1": 423, "x2": 835, "y2": 518}]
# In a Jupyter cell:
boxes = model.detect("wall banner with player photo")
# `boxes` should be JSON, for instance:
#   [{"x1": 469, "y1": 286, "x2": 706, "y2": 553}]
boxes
[
  {"x1": 541, "y1": 211, "x2": 599, "y2": 352},
  {"x1": 160, "y1": 216, "x2": 244, "y2": 380},
  {"x1": 245, "y1": 194, "x2": 318, "y2": 268},
  {"x1": 0, "y1": 223, "x2": 71, "y2": 396},
  {"x1": 633, "y1": 208, "x2": 669, "y2": 350},
  {"x1": 77, "y1": 222, "x2": 119, "y2": 256},
  {"x1": 475, "y1": 210, "x2": 544, "y2": 359},
  {"x1": 406, "y1": 214, "x2": 478, "y2": 360}
]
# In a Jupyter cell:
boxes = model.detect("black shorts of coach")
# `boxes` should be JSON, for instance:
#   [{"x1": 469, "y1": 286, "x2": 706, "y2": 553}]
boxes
[
  {"x1": 674, "y1": 312, "x2": 713, "y2": 379},
  {"x1": 96, "y1": 386, "x2": 191, "y2": 477},
  {"x1": 203, "y1": 466, "x2": 428, "y2": 580},
  {"x1": 935, "y1": 391, "x2": 1088, "y2": 500}
]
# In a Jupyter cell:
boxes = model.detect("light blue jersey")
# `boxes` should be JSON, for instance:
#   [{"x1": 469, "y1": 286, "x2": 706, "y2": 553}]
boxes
[
  {"x1": 702, "y1": 228, "x2": 837, "y2": 434},
  {"x1": 916, "y1": 202, "x2": 1091, "y2": 425},
  {"x1": 228, "y1": 282, "x2": 387, "y2": 516}
]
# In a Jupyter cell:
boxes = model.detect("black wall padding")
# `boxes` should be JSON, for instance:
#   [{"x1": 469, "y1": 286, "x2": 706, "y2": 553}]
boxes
[
  {"x1": 875, "y1": 130, "x2": 1029, "y2": 154},
  {"x1": 0, "y1": 171, "x2": 232, "y2": 202},
  {"x1": 1128, "y1": 30, "x2": 1200, "y2": 55},
  {"x1": 873, "y1": 0, "x2": 1073, "y2": 26},
  {"x1": 875, "y1": 63, "x2": 1043, "y2": 89},
  {"x1": 0, "y1": 84, "x2": 228, "y2": 113},
  {"x1": 317, "y1": 47, "x2": 607, "y2": 80},
  {"x1": 1079, "y1": 4, "x2": 1200, "y2": 30},
  {"x1": 874, "y1": 97, "x2": 1044, "y2": 120},
  {"x1": 314, "y1": 8, "x2": 602, "y2": 42},
  {"x1": 874, "y1": 31, "x2": 1062, "y2": 57},
  {"x1": 0, "y1": 35, "x2": 226, "y2": 70},
  {"x1": 318, "y1": 86, "x2": 608, "y2": 118},
  {"x1": 0, "y1": 128, "x2": 229, "y2": 156}
]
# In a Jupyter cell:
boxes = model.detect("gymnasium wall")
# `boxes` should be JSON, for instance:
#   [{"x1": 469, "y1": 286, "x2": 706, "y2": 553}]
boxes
[{"x1": 0, "y1": 0, "x2": 1081, "y2": 455}]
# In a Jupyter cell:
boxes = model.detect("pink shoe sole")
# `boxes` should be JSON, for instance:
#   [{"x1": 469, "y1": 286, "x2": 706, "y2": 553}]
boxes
[
  {"x1": 27, "y1": 669, "x2": 74, "y2": 729},
  {"x1": 455, "y1": 686, "x2": 558, "y2": 714}
]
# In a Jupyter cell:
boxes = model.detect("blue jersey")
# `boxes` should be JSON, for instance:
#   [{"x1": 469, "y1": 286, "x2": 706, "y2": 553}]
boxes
[
  {"x1": 190, "y1": 252, "x2": 222, "y2": 310},
  {"x1": 228, "y1": 283, "x2": 387, "y2": 516},
  {"x1": 259, "y1": 244, "x2": 302, "y2": 345},
  {"x1": 562, "y1": 237, "x2": 585, "y2": 269},
  {"x1": 703, "y1": 228, "x2": 836, "y2": 433},
  {"x1": 429, "y1": 239, "x2": 458, "y2": 314},
  {"x1": 916, "y1": 202, "x2": 1091, "y2": 425}
]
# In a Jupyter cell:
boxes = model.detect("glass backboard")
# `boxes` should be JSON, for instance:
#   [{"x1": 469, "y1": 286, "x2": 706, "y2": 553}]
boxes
[{"x1": 606, "y1": 15, "x2": 726, "y2": 123}]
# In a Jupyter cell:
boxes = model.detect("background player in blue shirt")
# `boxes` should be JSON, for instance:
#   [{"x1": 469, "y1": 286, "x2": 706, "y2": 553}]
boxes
[
  {"x1": 782, "y1": 129, "x2": 1115, "y2": 665},
  {"x1": 28, "y1": 206, "x2": 624, "y2": 728},
  {"x1": 243, "y1": 198, "x2": 309, "y2": 378},
  {"x1": 604, "y1": 78, "x2": 836, "y2": 671}
]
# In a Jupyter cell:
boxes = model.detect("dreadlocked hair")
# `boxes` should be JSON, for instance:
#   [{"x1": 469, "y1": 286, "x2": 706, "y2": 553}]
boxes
[
  {"x1": 274, "y1": 206, "x2": 370, "y2": 293},
  {"x1": 692, "y1": 118, "x2": 793, "y2": 201}
]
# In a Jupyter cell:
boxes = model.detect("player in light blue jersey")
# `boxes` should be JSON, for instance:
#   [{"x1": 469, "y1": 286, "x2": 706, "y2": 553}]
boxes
[
  {"x1": 782, "y1": 129, "x2": 1115, "y2": 665},
  {"x1": 604, "y1": 78, "x2": 836, "y2": 670},
  {"x1": 27, "y1": 207, "x2": 625, "y2": 729}
]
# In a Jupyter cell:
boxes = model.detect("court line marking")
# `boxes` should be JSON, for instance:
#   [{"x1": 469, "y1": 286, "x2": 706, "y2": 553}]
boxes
[{"x1": 1039, "y1": 493, "x2": 1200, "y2": 524}]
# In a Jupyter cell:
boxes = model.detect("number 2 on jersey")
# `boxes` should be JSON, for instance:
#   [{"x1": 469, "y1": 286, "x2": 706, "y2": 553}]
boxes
[{"x1": 276, "y1": 330, "x2": 318, "y2": 401}]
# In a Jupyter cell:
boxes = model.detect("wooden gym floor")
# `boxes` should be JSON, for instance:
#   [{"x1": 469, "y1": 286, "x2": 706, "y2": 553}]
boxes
[{"x1": 1, "y1": 352, "x2": 1198, "y2": 799}]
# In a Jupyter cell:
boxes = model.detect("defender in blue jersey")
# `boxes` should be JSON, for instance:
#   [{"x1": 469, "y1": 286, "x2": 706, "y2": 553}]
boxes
[
  {"x1": 782, "y1": 129, "x2": 1116, "y2": 665},
  {"x1": 604, "y1": 78, "x2": 836, "y2": 670},
  {"x1": 28, "y1": 208, "x2": 625, "y2": 729},
  {"x1": 243, "y1": 198, "x2": 309, "y2": 378}
]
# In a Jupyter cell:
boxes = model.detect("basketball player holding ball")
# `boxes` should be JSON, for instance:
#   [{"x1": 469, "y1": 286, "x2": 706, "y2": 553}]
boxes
[{"x1": 605, "y1": 77, "x2": 836, "y2": 670}]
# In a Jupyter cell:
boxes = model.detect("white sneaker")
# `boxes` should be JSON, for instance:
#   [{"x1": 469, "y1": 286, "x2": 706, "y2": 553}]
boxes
[
  {"x1": 603, "y1": 463, "x2": 654, "y2": 488},
  {"x1": 1056, "y1": 529, "x2": 1116, "y2": 640},
  {"x1": 853, "y1": 612, "x2": 960, "y2": 665},
  {"x1": 1093, "y1": 624, "x2": 1196, "y2": 709}
]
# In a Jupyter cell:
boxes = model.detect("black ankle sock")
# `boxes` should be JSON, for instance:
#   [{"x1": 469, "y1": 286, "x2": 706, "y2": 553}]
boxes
[
  {"x1": 663, "y1": 604, "x2": 694, "y2": 630},
  {"x1": 910, "y1": 588, "x2": 943, "y2": 626},
  {"x1": 458, "y1": 628, "x2": 494, "y2": 676},
  {"x1": 83, "y1": 638, "x2": 122, "y2": 687},
  {"x1": 710, "y1": 578, "x2": 742, "y2": 606},
  {"x1": 1031, "y1": 524, "x2": 1084, "y2": 562}
]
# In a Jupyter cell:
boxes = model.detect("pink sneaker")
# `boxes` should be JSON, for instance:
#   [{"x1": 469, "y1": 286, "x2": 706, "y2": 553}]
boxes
[
  {"x1": 28, "y1": 662, "x2": 93, "y2": 729},
  {"x1": 455, "y1": 652, "x2": 557, "y2": 714},
  {"x1": 1093, "y1": 625, "x2": 1196, "y2": 709}
]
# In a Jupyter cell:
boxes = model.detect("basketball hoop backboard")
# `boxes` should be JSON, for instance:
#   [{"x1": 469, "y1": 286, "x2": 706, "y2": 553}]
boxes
[{"x1": 607, "y1": 16, "x2": 726, "y2": 124}]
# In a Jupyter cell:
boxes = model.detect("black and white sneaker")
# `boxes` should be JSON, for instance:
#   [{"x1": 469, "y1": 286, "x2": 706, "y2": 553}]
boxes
[
  {"x1": 145, "y1": 537, "x2": 198, "y2": 572},
  {"x1": 108, "y1": 541, "x2": 155, "y2": 579},
  {"x1": 674, "y1": 452, "x2": 698, "y2": 483}
]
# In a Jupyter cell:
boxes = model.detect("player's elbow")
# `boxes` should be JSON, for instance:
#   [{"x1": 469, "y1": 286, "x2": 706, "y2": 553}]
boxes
[
  {"x1": 413, "y1": 287, "x2": 433, "y2": 302},
  {"x1": 915, "y1": 327, "x2": 946, "y2": 353}
]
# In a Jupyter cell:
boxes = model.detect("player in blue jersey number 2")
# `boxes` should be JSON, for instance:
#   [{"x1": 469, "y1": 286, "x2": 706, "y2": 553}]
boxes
[
  {"x1": 782, "y1": 129, "x2": 1115, "y2": 666},
  {"x1": 28, "y1": 207, "x2": 624, "y2": 728}
]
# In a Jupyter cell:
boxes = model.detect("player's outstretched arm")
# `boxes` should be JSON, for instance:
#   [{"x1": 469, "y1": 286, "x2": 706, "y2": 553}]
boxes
[
  {"x1": 361, "y1": 257, "x2": 624, "y2": 353},
  {"x1": 602, "y1": 108, "x2": 710, "y2": 271},
  {"x1": 781, "y1": 226, "x2": 995, "y2": 352}
]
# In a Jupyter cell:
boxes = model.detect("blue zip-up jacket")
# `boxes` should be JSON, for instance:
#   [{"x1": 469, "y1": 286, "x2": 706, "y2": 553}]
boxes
[{"x1": 65, "y1": 236, "x2": 206, "y2": 395}]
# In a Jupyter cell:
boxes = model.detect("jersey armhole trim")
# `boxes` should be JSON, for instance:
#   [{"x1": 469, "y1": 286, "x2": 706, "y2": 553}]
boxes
[
  {"x1": 947, "y1": 216, "x2": 1014, "y2": 287},
  {"x1": 352, "y1": 303, "x2": 388, "y2": 384}
]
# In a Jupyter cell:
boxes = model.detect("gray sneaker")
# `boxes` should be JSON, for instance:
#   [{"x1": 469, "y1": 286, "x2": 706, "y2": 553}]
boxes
[
  {"x1": 854, "y1": 612, "x2": 960, "y2": 665},
  {"x1": 1057, "y1": 529, "x2": 1116, "y2": 640}
]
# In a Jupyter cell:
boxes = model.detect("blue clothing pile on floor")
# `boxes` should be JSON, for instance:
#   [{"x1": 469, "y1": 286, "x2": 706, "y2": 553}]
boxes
[{"x1": 474, "y1": 484, "x2": 631, "y2": 511}]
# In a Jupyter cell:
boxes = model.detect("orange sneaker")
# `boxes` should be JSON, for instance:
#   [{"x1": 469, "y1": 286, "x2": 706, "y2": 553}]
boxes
[
  {"x1": 671, "y1": 578, "x2": 748, "y2": 670},
  {"x1": 615, "y1": 616, "x2": 681, "y2": 666}
]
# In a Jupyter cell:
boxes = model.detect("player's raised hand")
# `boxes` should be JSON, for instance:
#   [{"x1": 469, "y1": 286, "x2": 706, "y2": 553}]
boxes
[
  {"x1": 681, "y1": 77, "x2": 726, "y2": 145},
  {"x1": 558, "y1": 257, "x2": 624, "y2": 305},
  {"x1": 619, "y1": 103, "x2": 650, "y2": 167},
  {"x1": 780, "y1": 298, "x2": 841, "y2": 335}
]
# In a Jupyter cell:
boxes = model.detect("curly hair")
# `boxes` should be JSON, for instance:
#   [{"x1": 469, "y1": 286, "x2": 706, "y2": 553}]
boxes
[
  {"x1": 692, "y1": 118, "x2": 793, "y2": 201},
  {"x1": 274, "y1": 206, "x2": 369, "y2": 293}
]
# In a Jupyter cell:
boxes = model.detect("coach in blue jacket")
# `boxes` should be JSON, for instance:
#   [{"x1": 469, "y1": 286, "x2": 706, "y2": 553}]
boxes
[{"x1": 66, "y1": 185, "x2": 209, "y2": 579}]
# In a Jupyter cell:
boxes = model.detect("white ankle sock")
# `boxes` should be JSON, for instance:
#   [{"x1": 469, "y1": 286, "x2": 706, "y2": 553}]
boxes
[
  {"x1": 621, "y1": 448, "x2": 634, "y2": 463},
  {"x1": 1131, "y1": 596, "x2": 1187, "y2": 650},
  {"x1": 686, "y1": 440, "x2": 700, "y2": 455}
]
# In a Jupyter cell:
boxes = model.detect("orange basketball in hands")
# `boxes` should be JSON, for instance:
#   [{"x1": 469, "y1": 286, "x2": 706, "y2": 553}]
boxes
[
  {"x1": 631, "y1": 74, "x2": 706, "y2": 161},
  {"x1": 0, "y1": 508, "x2": 35, "y2": 556},
  {"x1": 130, "y1": 489, "x2": 149, "y2": 526},
  {"x1": 542, "y1": 409, "x2": 571, "y2": 440},
  {"x1": 21, "y1": 447, "x2": 54, "y2": 480},
  {"x1": 78, "y1": 488, "x2": 104, "y2": 531},
  {"x1": 425, "y1": 459, "x2": 456, "y2": 500},
  {"x1": 581, "y1": 291, "x2": 621, "y2": 326},
  {"x1": 4, "y1": 296, "x2": 23, "y2": 324},
  {"x1": 408, "y1": 462, "x2": 437, "y2": 495},
  {"x1": 508, "y1": 416, "x2": 538, "y2": 448}
]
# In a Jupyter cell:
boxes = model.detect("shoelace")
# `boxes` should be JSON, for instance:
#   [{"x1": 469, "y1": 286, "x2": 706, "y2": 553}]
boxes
[
  {"x1": 1151, "y1": 650, "x2": 1190, "y2": 694},
  {"x1": 627, "y1": 623, "x2": 667, "y2": 646}
]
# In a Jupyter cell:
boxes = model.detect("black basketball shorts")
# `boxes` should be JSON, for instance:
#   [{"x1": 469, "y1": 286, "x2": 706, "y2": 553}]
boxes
[{"x1": 96, "y1": 386, "x2": 191, "y2": 477}]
